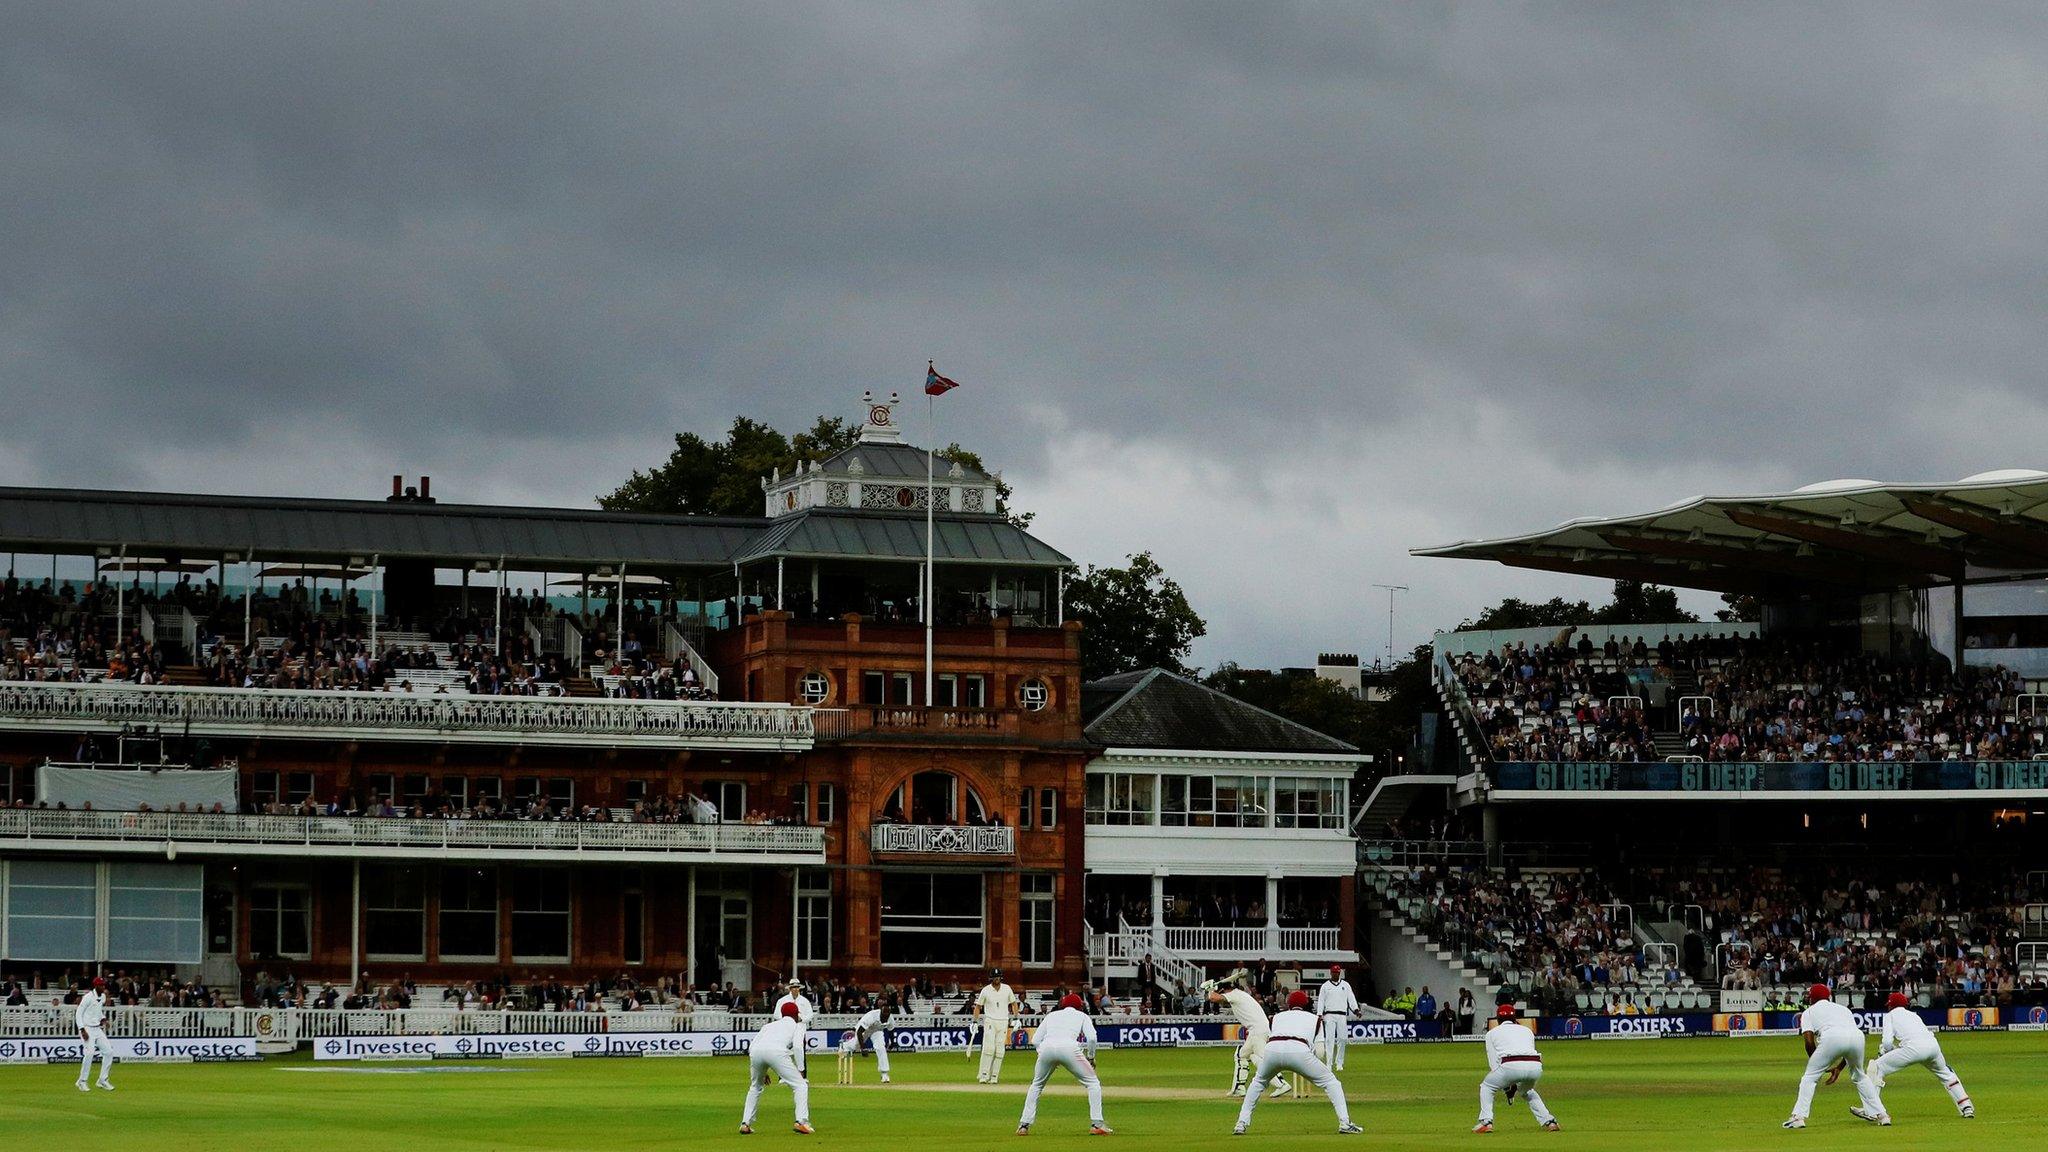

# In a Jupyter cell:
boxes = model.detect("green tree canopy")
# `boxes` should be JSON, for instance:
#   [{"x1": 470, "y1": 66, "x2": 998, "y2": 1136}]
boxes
[
  {"x1": 1457, "y1": 579, "x2": 1697, "y2": 631},
  {"x1": 599, "y1": 415, "x2": 1028, "y2": 525},
  {"x1": 1064, "y1": 551, "x2": 1207, "y2": 681}
]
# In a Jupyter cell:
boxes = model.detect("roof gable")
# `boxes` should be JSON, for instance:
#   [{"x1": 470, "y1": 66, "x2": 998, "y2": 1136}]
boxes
[{"x1": 1083, "y1": 669, "x2": 1359, "y2": 754}]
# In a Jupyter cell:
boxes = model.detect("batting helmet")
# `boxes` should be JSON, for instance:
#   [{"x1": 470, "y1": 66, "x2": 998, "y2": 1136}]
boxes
[
  {"x1": 1059, "y1": 993, "x2": 1086, "y2": 1011},
  {"x1": 1496, "y1": 1004, "x2": 1517, "y2": 1019},
  {"x1": 1808, "y1": 983, "x2": 1832, "y2": 1004},
  {"x1": 92, "y1": 976, "x2": 106, "y2": 989},
  {"x1": 780, "y1": 1002, "x2": 801, "y2": 1019},
  {"x1": 1886, "y1": 992, "x2": 1909, "y2": 1011},
  {"x1": 1287, "y1": 990, "x2": 1312, "y2": 1010}
]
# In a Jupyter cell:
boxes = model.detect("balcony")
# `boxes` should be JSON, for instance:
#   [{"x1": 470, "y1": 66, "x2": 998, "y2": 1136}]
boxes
[
  {"x1": 0, "y1": 681, "x2": 813, "y2": 750},
  {"x1": 0, "y1": 809, "x2": 827, "y2": 864},
  {"x1": 868, "y1": 822, "x2": 1015, "y2": 856},
  {"x1": 815, "y1": 705, "x2": 1023, "y2": 741}
]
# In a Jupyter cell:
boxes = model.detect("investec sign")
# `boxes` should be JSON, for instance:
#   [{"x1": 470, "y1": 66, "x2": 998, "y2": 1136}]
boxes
[{"x1": 0, "y1": 1036, "x2": 260, "y2": 1063}]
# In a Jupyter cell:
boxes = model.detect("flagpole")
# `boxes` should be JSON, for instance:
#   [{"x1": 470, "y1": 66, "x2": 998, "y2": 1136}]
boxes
[{"x1": 924, "y1": 385, "x2": 936, "y2": 707}]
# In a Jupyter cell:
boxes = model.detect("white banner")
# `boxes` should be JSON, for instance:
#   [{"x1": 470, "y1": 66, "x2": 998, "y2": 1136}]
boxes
[
  {"x1": 0, "y1": 1035, "x2": 259, "y2": 1063},
  {"x1": 312, "y1": 1030, "x2": 776, "y2": 1060}
]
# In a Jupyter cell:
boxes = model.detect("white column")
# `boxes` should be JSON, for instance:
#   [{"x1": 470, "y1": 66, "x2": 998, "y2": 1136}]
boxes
[
  {"x1": 790, "y1": 868, "x2": 802, "y2": 984},
  {"x1": 243, "y1": 554, "x2": 254, "y2": 647},
  {"x1": 617, "y1": 564, "x2": 627, "y2": 645},
  {"x1": 810, "y1": 562, "x2": 820, "y2": 615},
  {"x1": 350, "y1": 858, "x2": 362, "y2": 991},
  {"x1": 686, "y1": 865, "x2": 698, "y2": 992},
  {"x1": 1150, "y1": 872, "x2": 1166, "y2": 950},
  {"x1": 1265, "y1": 873, "x2": 1281, "y2": 955},
  {"x1": 776, "y1": 557, "x2": 785, "y2": 611},
  {"x1": 494, "y1": 559, "x2": 505, "y2": 655},
  {"x1": 1056, "y1": 570, "x2": 1065, "y2": 624},
  {"x1": 369, "y1": 554, "x2": 381, "y2": 653},
  {"x1": 114, "y1": 544, "x2": 127, "y2": 643}
]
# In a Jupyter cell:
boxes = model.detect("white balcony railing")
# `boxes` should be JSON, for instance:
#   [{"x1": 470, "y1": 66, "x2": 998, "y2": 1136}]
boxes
[
  {"x1": 0, "y1": 809, "x2": 826, "y2": 862},
  {"x1": 0, "y1": 681, "x2": 812, "y2": 750},
  {"x1": 868, "y1": 823, "x2": 1015, "y2": 855},
  {"x1": 1154, "y1": 925, "x2": 1346, "y2": 957}
]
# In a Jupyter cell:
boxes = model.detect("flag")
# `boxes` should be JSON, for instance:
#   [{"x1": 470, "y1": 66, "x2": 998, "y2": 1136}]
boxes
[{"x1": 925, "y1": 361, "x2": 960, "y2": 396}]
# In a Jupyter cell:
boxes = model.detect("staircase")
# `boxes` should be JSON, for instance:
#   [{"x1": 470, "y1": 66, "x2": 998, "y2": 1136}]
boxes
[
  {"x1": 1085, "y1": 920, "x2": 1204, "y2": 1000},
  {"x1": 1359, "y1": 866, "x2": 1499, "y2": 1011}
]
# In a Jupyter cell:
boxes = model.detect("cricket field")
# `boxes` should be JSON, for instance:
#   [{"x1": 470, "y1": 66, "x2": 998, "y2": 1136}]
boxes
[{"x1": 0, "y1": 1032, "x2": 2040, "y2": 1151}]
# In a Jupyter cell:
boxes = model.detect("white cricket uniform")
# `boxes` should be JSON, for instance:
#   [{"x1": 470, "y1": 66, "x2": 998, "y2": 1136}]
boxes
[
  {"x1": 75, "y1": 990, "x2": 113, "y2": 1087},
  {"x1": 1220, "y1": 988, "x2": 1272, "y2": 1093},
  {"x1": 1017, "y1": 1006, "x2": 1104, "y2": 1131},
  {"x1": 1315, "y1": 978, "x2": 1359, "y2": 1069},
  {"x1": 1235, "y1": 1009, "x2": 1353, "y2": 1131},
  {"x1": 1479, "y1": 1020, "x2": 1555, "y2": 1126},
  {"x1": 974, "y1": 982, "x2": 1019, "y2": 1082},
  {"x1": 773, "y1": 992, "x2": 816, "y2": 1073},
  {"x1": 743, "y1": 1016, "x2": 811, "y2": 1128},
  {"x1": 1790, "y1": 999, "x2": 1885, "y2": 1121},
  {"x1": 839, "y1": 1008, "x2": 890, "y2": 1077},
  {"x1": 1871, "y1": 1006, "x2": 1970, "y2": 1113}
]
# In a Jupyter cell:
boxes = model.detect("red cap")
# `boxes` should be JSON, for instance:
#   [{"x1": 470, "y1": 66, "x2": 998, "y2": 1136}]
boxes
[
  {"x1": 1059, "y1": 993, "x2": 1086, "y2": 1011},
  {"x1": 1287, "y1": 990, "x2": 1312, "y2": 1010},
  {"x1": 1886, "y1": 992, "x2": 1909, "y2": 1010},
  {"x1": 779, "y1": 1002, "x2": 801, "y2": 1019},
  {"x1": 92, "y1": 977, "x2": 106, "y2": 989},
  {"x1": 1496, "y1": 1004, "x2": 1517, "y2": 1019},
  {"x1": 1808, "y1": 983, "x2": 1832, "y2": 1004}
]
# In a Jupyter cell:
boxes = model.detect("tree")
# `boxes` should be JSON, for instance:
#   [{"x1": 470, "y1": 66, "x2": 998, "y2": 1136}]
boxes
[
  {"x1": 1203, "y1": 663, "x2": 1369, "y2": 745},
  {"x1": 1716, "y1": 591, "x2": 1762, "y2": 622},
  {"x1": 1064, "y1": 552, "x2": 1206, "y2": 681},
  {"x1": 1457, "y1": 580, "x2": 1695, "y2": 631},
  {"x1": 936, "y1": 442, "x2": 1031, "y2": 528}
]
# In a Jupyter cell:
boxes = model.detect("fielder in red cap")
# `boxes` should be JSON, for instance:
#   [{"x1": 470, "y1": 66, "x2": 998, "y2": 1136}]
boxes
[
  {"x1": 1016, "y1": 991, "x2": 1110, "y2": 1135},
  {"x1": 1474, "y1": 1002, "x2": 1557, "y2": 1133},
  {"x1": 1315, "y1": 963, "x2": 1359, "y2": 1070},
  {"x1": 739, "y1": 1002, "x2": 813, "y2": 1135},
  {"x1": 1782, "y1": 983, "x2": 1888, "y2": 1128},
  {"x1": 1232, "y1": 987, "x2": 1360, "y2": 1135},
  {"x1": 74, "y1": 976, "x2": 115, "y2": 1091},
  {"x1": 1869, "y1": 990, "x2": 1973, "y2": 1118}
]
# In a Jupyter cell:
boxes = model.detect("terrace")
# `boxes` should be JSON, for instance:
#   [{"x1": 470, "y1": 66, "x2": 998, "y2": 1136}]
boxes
[
  {"x1": 0, "y1": 680, "x2": 813, "y2": 750},
  {"x1": 0, "y1": 808, "x2": 826, "y2": 864}
]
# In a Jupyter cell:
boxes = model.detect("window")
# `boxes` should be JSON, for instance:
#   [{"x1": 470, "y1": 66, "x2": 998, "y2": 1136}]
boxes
[
  {"x1": 798, "y1": 671, "x2": 831, "y2": 704},
  {"x1": 961, "y1": 675, "x2": 987, "y2": 708},
  {"x1": 623, "y1": 869, "x2": 644, "y2": 966},
  {"x1": 790, "y1": 782, "x2": 809, "y2": 824},
  {"x1": 623, "y1": 779, "x2": 650, "y2": 805},
  {"x1": 1021, "y1": 874, "x2": 1055, "y2": 968},
  {"x1": 511, "y1": 867, "x2": 571, "y2": 961},
  {"x1": 862, "y1": 670, "x2": 885, "y2": 704},
  {"x1": 1161, "y1": 775, "x2": 1263, "y2": 828},
  {"x1": 366, "y1": 773, "x2": 396, "y2": 804},
  {"x1": 797, "y1": 870, "x2": 831, "y2": 965},
  {"x1": 251, "y1": 771, "x2": 280, "y2": 807},
  {"x1": 402, "y1": 774, "x2": 430, "y2": 810},
  {"x1": 934, "y1": 674, "x2": 988, "y2": 708},
  {"x1": 107, "y1": 862, "x2": 203, "y2": 963},
  {"x1": 444, "y1": 776, "x2": 472, "y2": 809},
  {"x1": 364, "y1": 866, "x2": 426, "y2": 960},
  {"x1": 935, "y1": 674, "x2": 957, "y2": 707},
  {"x1": 1039, "y1": 788, "x2": 1059, "y2": 829},
  {"x1": 4, "y1": 860, "x2": 95, "y2": 960},
  {"x1": 472, "y1": 776, "x2": 501, "y2": 805},
  {"x1": 1019, "y1": 788, "x2": 1033, "y2": 830},
  {"x1": 880, "y1": 873, "x2": 984, "y2": 966},
  {"x1": 814, "y1": 783, "x2": 836, "y2": 825},
  {"x1": 1085, "y1": 773, "x2": 1156, "y2": 825},
  {"x1": 513, "y1": 777, "x2": 574, "y2": 813},
  {"x1": 713, "y1": 781, "x2": 747, "y2": 822},
  {"x1": 1019, "y1": 678, "x2": 1050, "y2": 711},
  {"x1": 439, "y1": 868, "x2": 499, "y2": 962},
  {"x1": 1274, "y1": 777, "x2": 1347, "y2": 829},
  {"x1": 285, "y1": 772, "x2": 315, "y2": 805},
  {"x1": 0, "y1": 763, "x2": 20, "y2": 804},
  {"x1": 250, "y1": 886, "x2": 311, "y2": 959}
]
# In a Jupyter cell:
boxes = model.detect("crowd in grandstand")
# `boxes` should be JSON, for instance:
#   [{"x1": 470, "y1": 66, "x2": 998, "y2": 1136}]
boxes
[
  {"x1": 1381, "y1": 859, "x2": 2047, "y2": 1013},
  {"x1": 1453, "y1": 631, "x2": 2041, "y2": 763},
  {"x1": 1, "y1": 968, "x2": 227, "y2": 1009}
]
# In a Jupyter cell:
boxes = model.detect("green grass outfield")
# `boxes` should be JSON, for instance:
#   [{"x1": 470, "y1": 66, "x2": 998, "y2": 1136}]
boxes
[{"x1": 1, "y1": 1032, "x2": 2041, "y2": 1152}]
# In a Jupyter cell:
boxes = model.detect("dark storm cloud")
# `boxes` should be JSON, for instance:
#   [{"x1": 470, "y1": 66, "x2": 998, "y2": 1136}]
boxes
[{"x1": 5, "y1": 2, "x2": 2048, "y2": 660}]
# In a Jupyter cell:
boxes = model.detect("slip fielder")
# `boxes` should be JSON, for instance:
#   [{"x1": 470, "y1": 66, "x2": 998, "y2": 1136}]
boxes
[
  {"x1": 74, "y1": 976, "x2": 114, "y2": 1092},
  {"x1": 1474, "y1": 1005, "x2": 1557, "y2": 1133},
  {"x1": 1782, "y1": 983, "x2": 1888, "y2": 1129},
  {"x1": 1232, "y1": 990, "x2": 1362, "y2": 1135},
  {"x1": 838, "y1": 1004, "x2": 892, "y2": 1084},
  {"x1": 1015, "y1": 994, "x2": 1111, "y2": 1136},
  {"x1": 972, "y1": 969, "x2": 1019, "y2": 1083},
  {"x1": 741, "y1": 1003, "x2": 813, "y2": 1135},
  {"x1": 1870, "y1": 992, "x2": 1973, "y2": 1118},
  {"x1": 1314, "y1": 964, "x2": 1359, "y2": 1071}
]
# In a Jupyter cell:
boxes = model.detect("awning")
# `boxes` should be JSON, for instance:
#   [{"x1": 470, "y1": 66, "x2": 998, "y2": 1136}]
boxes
[{"x1": 1413, "y1": 470, "x2": 2048, "y2": 596}]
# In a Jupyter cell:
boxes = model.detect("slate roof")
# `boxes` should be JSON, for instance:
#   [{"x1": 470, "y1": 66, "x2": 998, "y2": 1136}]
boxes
[
  {"x1": 734, "y1": 509, "x2": 1070, "y2": 567},
  {"x1": 821, "y1": 441, "x2": 992, "y2": 483},
  {"x1": 1082, "y1": 668, "x2": 1360, "y2": 755}
]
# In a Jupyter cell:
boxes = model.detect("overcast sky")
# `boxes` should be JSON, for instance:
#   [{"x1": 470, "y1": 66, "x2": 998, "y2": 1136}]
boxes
[{"x1": 7, "y1": 3, "x2": 2048, "y2": 667}]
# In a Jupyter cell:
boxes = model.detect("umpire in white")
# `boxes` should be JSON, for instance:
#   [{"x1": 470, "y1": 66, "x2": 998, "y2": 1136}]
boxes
[{"x1": 1314, "y1": 964, "x2": 1359, "y2": 1070}]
